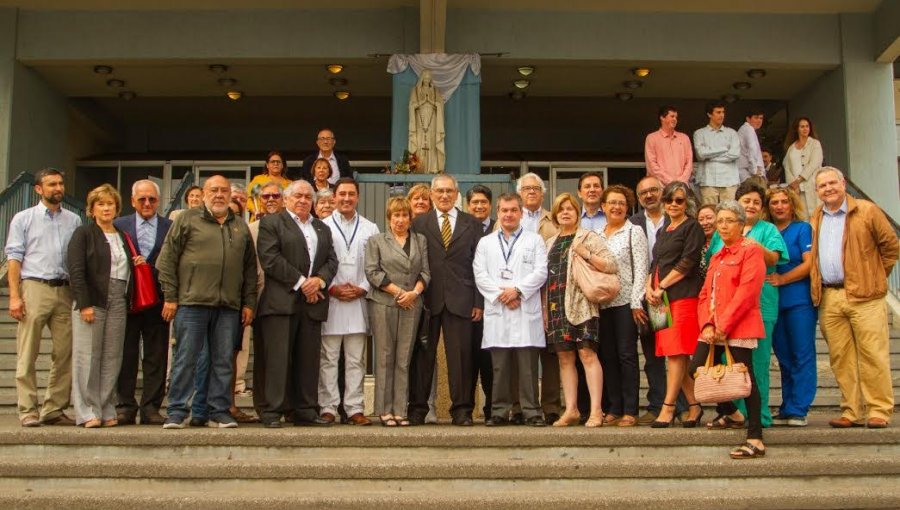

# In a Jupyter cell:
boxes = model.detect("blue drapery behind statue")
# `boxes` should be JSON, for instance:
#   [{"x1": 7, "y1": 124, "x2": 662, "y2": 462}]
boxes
[{"x1": 391, "y1": 67, "x2": 481, "y2": 174}]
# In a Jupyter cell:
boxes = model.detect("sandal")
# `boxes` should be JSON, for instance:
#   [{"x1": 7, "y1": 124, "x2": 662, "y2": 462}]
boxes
[
  {"x1": 397, "y1": 417, "x2": 411, "y2": 427},
  {"x1": 552, "y1": 412, "x2": 581, "y2": 427},
  {"x1": 584, "y1": 413, "x2": 604, "y2": 428},
  {"x1": 707, "y1": 413, "x2": 746, "y2": 430},
  {"x1": 730, "y1": 442, "x2": 766, "y2": 459},
  {"x1": 380, "y1": 414, "x2": 398, "y2": 427},
  {"x1": 617, "y1": 415, "x2": 637, "y2": 427}
]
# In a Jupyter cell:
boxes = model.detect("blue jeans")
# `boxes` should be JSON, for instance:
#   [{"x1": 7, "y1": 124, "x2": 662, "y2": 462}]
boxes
[
  {"x1": 190, "y1": 345, "x2": 211, "y2": 421},
  {"x1": 166, "y1": 306, "x2": 239, "y2": 422},
  {"x1": 772, "y1": 304, "x2": 818, "y2": 417}
]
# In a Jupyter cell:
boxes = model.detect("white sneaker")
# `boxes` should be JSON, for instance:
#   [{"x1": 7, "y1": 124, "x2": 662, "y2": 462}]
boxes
[
  {"x1": 208, "y1": 418, "x2": 238, "y2": 428},
  {"x1": 162, "y1": 417, "x2": 186, "y2": 429},
  {"x1": 787, "y1": 416, "x2": 808, "y2": 427}
]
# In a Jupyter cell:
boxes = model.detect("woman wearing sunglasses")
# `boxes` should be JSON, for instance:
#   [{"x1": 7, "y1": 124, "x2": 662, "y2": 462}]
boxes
[{"x1": 645, "y1": 181, "x2": 706, "y2": 428}]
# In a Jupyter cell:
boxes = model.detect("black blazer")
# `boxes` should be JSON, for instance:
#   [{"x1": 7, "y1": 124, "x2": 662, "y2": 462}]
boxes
[
  {"x1": 113, "y1": 213, "x2": 172, "y2": 299},
  {"x1": 67, "y1": 223, "x2": 134, "y2": 311},
  {"x1": 628, "y1": 209, "x2": 669, "y2": 239},
  {"x1": 412, "y1": 209, "x2": 484, "y2": 317},
  {"x1": 256, "y1": 210, "x2": 338, "y2": 320},
  {"x1": 292, "y1": 153, "x2": 354, "y2": 183}
]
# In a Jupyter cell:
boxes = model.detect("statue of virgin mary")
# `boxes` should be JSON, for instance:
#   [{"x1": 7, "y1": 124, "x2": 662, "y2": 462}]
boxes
[{"x1": 408, "y1": 70, "x2": 445, "y2": 174}]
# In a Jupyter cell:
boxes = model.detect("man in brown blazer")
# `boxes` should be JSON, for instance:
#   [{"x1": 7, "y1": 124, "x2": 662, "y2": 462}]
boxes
[{"x1": 408, "y1": 174, "x2": 484, "y2": 426}]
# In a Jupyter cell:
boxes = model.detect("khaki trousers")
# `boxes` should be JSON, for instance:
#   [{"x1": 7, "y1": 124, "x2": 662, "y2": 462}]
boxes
[
  {"x1": 700, "y1": 185, "x2": 737, "y2": 205},
  {"x1": 16, "y1": 280, "x2": 73, "y2": 420},
  {"x1": 819, "y1": 288, "x2": 894, "y2": 422},
  {"x1": 234, "y1": 326, "x2": 251, "y2": 393}
]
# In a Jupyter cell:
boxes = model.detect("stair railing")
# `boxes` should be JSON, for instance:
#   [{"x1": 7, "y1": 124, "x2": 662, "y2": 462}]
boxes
[{"x1": 164, "y1": 170, "x2": 196, "y2": 218}]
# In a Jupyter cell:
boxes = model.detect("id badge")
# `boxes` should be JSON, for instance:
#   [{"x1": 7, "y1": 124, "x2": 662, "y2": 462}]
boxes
[
  {"x1": 341, "y1": 252, "x2": 357, "y2": 266},
  {"x1": 500, "y1": 269, "x2": 513, "y2": 280}
]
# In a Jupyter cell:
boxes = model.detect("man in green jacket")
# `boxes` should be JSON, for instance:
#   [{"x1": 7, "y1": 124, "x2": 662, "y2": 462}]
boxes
[{"x1": 156, "y1": 175, "x2": 258, "y2": 429}]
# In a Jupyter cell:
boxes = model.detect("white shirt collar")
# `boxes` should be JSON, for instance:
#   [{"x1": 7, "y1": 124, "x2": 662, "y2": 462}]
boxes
[
  {"x1": 435, "y1": 207, "x2": 458, "y2": 220},
  {"x1": 289, "y1": 210, "x2": 313, "y2": 226}
]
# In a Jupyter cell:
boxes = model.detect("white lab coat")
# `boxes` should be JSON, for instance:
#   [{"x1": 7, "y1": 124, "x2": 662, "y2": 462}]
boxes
[
  {"x1": 473, "y1": 228, "x2": 548, "y2": 349},
  {"x1": 322, "y1": 212, "x2": 379, "y2": 335}
]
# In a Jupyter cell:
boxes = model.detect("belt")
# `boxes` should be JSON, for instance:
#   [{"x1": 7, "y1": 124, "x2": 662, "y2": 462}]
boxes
[
  {"x1": 822, "y1": 282, "x2": 844, "y2": 289},
  {"x1": 24, "y1": 277, "x2": 69, "y2": 287}
]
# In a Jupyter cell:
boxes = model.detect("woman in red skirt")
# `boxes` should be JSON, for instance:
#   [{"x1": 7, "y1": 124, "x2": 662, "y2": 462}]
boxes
[{"x1": 645, "y1": 181, "x2": 706, "y2": 428}]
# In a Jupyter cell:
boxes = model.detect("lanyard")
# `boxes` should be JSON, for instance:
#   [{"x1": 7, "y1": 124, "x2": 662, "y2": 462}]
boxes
[
  {"x1": 498, "y1": 227, "x2": 522, "y2": 267},
  {"x1": 332, "y1": 214, "x2": 360, "y2": 251}
]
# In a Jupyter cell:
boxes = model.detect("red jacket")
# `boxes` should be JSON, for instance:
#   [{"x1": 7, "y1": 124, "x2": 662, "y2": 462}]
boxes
[{"x1": 697, "y1": 240, "x2": 766, "y2": 339}]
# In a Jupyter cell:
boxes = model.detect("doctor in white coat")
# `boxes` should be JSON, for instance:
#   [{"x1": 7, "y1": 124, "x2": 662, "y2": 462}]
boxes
[{"x1": 474, "y1": 192, "x2": 549, "y2": 427}]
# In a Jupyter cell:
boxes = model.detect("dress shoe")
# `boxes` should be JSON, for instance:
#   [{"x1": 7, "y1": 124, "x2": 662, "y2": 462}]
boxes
[
  {"x1": 603, "y1": 414, "x2": 621, "y2": 426},
  {"x1": 231, "y1": 409, "x2": 260, "y2": 424},
  {"x1": 347, "y1": 413, "x2": 372, "y2": 426},
  {"x1": 485, "y1": 416, "x2": 509, "y2": 427},
  {"x1": 544, "y1": 413, "x2": 560, "y2": 426},
  {"x1": 320, "y1": 413, "x2": 336, "y2": 424},
  {"x1": 452, "y1": 416, "x2": 474, "y2": 426},
  {"x1": 140, "y1": 413, "x2": 166, "y2": 426},
  {"x1": 407, "y1": 415, "x2": 426, "y2": 426},
  {"x1": 117, "y1": 412, "x2": 137, "y2": 425},
  {"x1": 527, "y1": 416, "x2": 547, "y2": 427},
  {"x1": 20, "y1": 416, "x2": 40, "y2": 428},
  {"x1": 866, "y1": 417, "x2": 889, "y2": 429},
  {"x1": 829, "y1": 416, "x2": 864, "y2": 428},
  {"x1": 41, "y1": 413, "x2": 76, "y2": 426},
  {"x1": 510, "y1": 412, "x2": 525, "y2": 425},
  {"x1": 636, "y1": 411, "x2": 658, "y2": 426},
  {"x1": 294, "y1": 417, "x2": 332, "y2": 427},
  {"x1": 263, "y1": 420, "x2": 283, "y2": 429}
]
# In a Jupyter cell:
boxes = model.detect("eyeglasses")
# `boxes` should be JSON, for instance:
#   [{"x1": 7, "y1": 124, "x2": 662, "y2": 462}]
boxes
[
  {"x1": 520, "y1": 185, "x2": 542, "y2": 193},
  {"x1": 664, "y1": 197, "x2": 686, "y2": 205},
  {"x1": 136, "y1": 197, "x2": 158, "y2": 203},
  {"x1": 604, "y1": 200, "x2": 628, "y2": 207},
  {"x1": 268, "y1": 160, "x2": 284, "y2": 165},
  {"x1": 638, "y1": 187, "x2": 661, "y2": 197},
  {"x1": 261, "y1": 193, "x2": 282, "y2": 200},
  {"x1": 432, "y1": 188, "x2": 457, "y2": 195}
]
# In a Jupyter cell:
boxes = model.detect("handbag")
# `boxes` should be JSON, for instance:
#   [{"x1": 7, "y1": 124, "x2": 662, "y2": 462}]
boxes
[
  {"x1": 416, "y1": 305, "x2": 431, "y2": 349},
  {"x1": 693, "y1": 339, "x2": 752, "y2": 403},
  {"x1": 646, "y1": 269, "x2": 672, "y2": 332},
  {"x1": 123, "y1": 232, "x2": 160, "y2": 313},
  {"x1": 570, "y1": 233, "x2": 620, "y2": 305}
]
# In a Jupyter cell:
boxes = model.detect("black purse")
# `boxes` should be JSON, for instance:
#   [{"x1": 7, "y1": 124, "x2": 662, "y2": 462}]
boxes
[{"x1": 416, "y1": 305, "x2": 431, "y2": 348}]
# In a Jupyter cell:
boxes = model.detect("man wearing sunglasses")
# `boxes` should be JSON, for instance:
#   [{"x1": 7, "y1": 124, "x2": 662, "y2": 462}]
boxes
[{"x1": 114, "y1": 179, "x2": 172, "y2": 425}]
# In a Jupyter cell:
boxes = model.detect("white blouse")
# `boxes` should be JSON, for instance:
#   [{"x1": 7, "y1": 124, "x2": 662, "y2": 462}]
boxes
[
  {"x1": 599, "y1": 221, "x2": 649, "y2": 310},
  {"x1": 106, "y1": 233, "x2": 129, "y2": 280}
]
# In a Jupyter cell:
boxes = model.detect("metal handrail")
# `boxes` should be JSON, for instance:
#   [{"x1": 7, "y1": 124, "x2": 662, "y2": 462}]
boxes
[
  {"x1": 0, "y1": 172, "x2": 88, "y2": 266},
  {"x1": 164, "y1": 170, "x2": 196, "y2": 218}
]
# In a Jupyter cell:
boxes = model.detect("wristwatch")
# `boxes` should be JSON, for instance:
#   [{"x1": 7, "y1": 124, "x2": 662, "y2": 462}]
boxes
[
  {"x1": 514, "y1": 287, "x2": 523, "y2": 298},
  {"x1": 318, "y1": 278, "x2": 326, "y2": 289}
]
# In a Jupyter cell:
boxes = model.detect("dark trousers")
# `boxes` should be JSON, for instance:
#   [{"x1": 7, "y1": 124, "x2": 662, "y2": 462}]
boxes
[
  {"x1": 116, "y1": 304, "x2": 169, "y2": 419},
  {"x1": 408, "y1": 308, "x2": 474, "y2": 421},
  {"x1": 258, "y1": 313, "x2": 322, "y2": 423},
  {"x1": 472, "y1": 319, "x2": 493, "y2": 419},
  {"x1": 251, "y1": 321, "x2": 267, "y2": 416},
  {"x1": 598, "y1": 305, "x2": 640, "y2": 416},
  {"x1": 491, "y1": 347, "x2": 541, "y2": 420},
  {"x1": 690, "y1": 342, "x2": 763, "y2": 440},
  {"x1": 638, "y1": 306, "x2": 689, "y2": 414},
  {"x1": 539, "y1": 349, "x2": 561, "y2": 415}
]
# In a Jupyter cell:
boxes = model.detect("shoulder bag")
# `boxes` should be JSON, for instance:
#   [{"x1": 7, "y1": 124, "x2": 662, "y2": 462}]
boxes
[
  {"x1": 570, "y1": 232, "x2": 620, "y2": 305},
  {"x1": 123, "y1": 232, "x2": 160, "y2": 313}
]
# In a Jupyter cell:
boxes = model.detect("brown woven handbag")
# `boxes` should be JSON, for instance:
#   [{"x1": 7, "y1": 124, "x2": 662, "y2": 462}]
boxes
[
  {"x1": 693, "y1": 339, "x2": 752, "y2": 404},
  {"x1": 570, "y1": 233, "x2": 620, "y2": 305}
]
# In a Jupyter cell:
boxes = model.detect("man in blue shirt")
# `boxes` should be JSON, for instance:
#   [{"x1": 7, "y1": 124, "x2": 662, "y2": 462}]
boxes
[{"x1": 5, "y1": 168, "x2": 82, "y2": 427}]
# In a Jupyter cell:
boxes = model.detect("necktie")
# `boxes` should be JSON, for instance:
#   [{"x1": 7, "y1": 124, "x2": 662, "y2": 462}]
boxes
[
  {"x1": 138, "y1": 219, "x2": 154, "y2": 257},
  {"x1": 441, "y1": 213, "x2": 452, "y2": 249}
]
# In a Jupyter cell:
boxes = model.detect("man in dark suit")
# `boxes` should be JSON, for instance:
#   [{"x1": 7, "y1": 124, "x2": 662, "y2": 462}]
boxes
[
  {"x1": 291, "y1": 128, "x2": 354, "y2": 185},
  {"x1": 256, "y1": 179, "x2": 338, "y2": 427},
  {"x1": 408, "y1": 174, "x2": 483, "y2": 426},
  {"x1": 115, "y1": 180, "x2": 172, "y2": 425},
  {"x1": 465, "y1": 184, "x2": 495, "y2": 421}
]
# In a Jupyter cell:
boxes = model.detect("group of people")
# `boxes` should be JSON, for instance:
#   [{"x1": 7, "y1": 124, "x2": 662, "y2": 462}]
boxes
[{"x1": 5, "y1": 119, "x2": 897, "y2": 460}]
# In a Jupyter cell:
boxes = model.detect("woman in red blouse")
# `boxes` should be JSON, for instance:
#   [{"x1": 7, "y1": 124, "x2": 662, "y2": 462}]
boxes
[{"x1": 688, "y1": 200, "x2": 767, "y2": 459}]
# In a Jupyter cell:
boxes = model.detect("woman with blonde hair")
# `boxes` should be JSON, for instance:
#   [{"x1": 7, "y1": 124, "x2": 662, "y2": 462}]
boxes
[
  {"x1": 407, "y1": 184, "x2": 432, "y2": 219},
  {"x1": 67, "y1": 184, "x2": 135, "y2": 427},
  {"x1": 543, "y1": 192, "x2": 618, "y2": 427}
]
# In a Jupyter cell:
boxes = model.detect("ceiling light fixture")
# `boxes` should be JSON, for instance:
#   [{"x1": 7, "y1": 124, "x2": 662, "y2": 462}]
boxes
[
  {"x1": 118, "y1": 91, "x2": 136, "y2": 101},
  {"x1": 733, "y1": 81, "x2": 751, "y2": 90},
  {"x1": 217, "y1": 78, "x2": 237, "y2": 87},
  {"x1": 746, "y1": 69, "x2": 767, "y2": 79},
  {"x1": 623, "y1": 80, "x2": 643, "y2": 89},
  {"x1": 517, "y1": 66, "x2": 535, "y2": 76},
  {"x1": 327, "y1": 64, "x2": 344, "y2": 74},
  {"x1": 329, "y1": 77, "x2": 348, "y2": 87},
  {"x1": 616, "y1": 92, "x2": 634, "y2": 101},
  {"x1": 93, "y1": 65, "x2": 113, "y2": 75},
  {"x1": 631, "y1": 68, "x2": 651, "y2": 78},
  {"x1": 334, "y1": 90, "x2": 351, "y2": 100},
  {"x1": 721, "y1": 94, "x2": 740, "y2": 103},
  {"x1": 513, "y1": 79, "x2": 530, "y2": 89},
  {"x1": 208, "y1": 64, "x2": 229, "y2": 74},
  {"x1": 226, "y1": 90, "x2": 243, "y2": 101},
  {"x1": 106, "y1": 79, "x2": 125, "y2": 88},
  {"x1": 509, "y1": 90, "x2": 526, "y2": 101}
]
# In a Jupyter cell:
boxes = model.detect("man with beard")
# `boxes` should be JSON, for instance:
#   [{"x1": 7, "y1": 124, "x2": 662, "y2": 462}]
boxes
[
  {"x1": 6, "y1": 168, "x2": 82, "y2": 427},
  {"x1": 157, "y1": 175, "x2": 258, "y2": 429}
]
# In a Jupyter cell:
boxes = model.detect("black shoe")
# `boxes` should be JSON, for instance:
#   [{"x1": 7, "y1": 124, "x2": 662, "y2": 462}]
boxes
[
  {"x1": 294, "y1": 416, "x2": 332, "y2": 427},
  {"x1": 452, "y1": 416, "x2": 474, "y2": 426},
  {"x1": 510, "y1": 413, "x2": 525, "y2": 425},
  {"x1": 651, "y1": 403, "x2": 676, "y2": 428},
  {"x1": 189, "y1": 417, "x2": 208, "y2": 427},
  {"x1": 407, "y1": 415, "x2": 426, "y2": 426},
  {"x1": 262, "y1": 420, "x2": 283, "y2": 429},
  {"x1": 682, "y1": 403, "x2": 704, "y2": 429},
  {"x1": 527, "y1": 416, "x2": 547, "y2": 427},
  {"x1": 485, "y1": 416, "x2": 509, "y2": 427},
  {"x1": 116, "y1": 412, "x2": 137, "y2": 426},
  {"x1": 544, "y1": 413, "x2": 560, "y2": 426},
  {"x1": 140, "y1": 412, "x2": 166, "y2": 426}
]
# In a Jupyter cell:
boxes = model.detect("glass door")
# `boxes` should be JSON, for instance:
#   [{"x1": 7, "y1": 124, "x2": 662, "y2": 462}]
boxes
[{"x1": 195, "y1": 164, "x2": 251, "y2": 189}]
